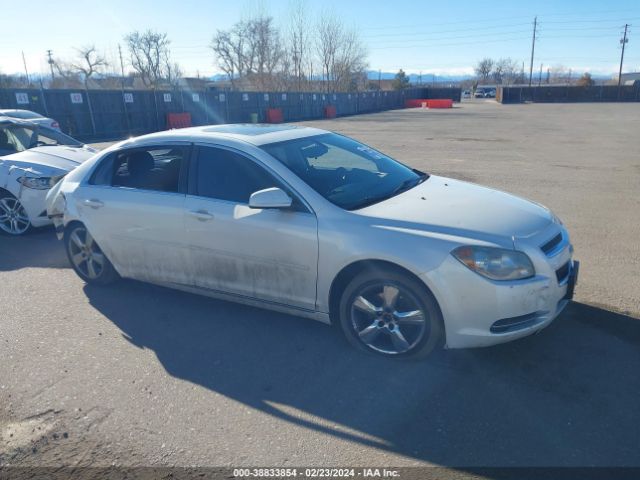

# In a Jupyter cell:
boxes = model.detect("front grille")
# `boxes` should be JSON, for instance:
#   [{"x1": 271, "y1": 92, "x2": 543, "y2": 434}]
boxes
[
  {"x1": 541, "y1": 233, "x2": 563, "y2": 256},
  {"x1": 556, "y1": 261, "x2": 570, "y2": 284}
]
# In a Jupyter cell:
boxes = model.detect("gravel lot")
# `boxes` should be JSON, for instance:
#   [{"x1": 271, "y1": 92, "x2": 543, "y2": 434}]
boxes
[{"x1": 1, "y1": 102, "x2": 639, "y2": 471}]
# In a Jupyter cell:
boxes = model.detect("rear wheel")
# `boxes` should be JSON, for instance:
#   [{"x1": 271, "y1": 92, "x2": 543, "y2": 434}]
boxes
[
  {"x1": 338, "y1": 269, "x2": 444, "y2": 359},
  {"x1": 65, "y1": 223, "x2": 118, "y2": 285},
  {"x1": 0, "y1": 192, "x2": 31, "y2": 235}
]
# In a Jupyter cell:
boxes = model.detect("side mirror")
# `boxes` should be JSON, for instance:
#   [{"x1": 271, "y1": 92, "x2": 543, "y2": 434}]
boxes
[{"x1": 249, "y1": 187, "x2": 293, "y2": 209}]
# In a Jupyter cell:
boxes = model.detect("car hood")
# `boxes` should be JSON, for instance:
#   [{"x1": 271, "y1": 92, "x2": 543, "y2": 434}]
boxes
[
  {"x1": 0, "y1": 146, "x2": 94, "y2": 176},
  {"x1": 356, "y1": 175, "x2": 553, "y2": 243}
]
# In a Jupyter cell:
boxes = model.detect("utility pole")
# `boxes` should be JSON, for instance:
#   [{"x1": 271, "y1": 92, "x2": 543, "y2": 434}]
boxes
[
  {"x1": 118, "y1": 44, "x2": 126, "y2": 90},
  {"x1": 618, "y1": 23, "x2": 630, "y2": 99},
  {"x1": 46, "y1": 50, "x2": 55, "y2": 80},
  {"x1": 538, "y1": 63, "x2": 543, "y2": 86},
  {"x1": 118, "y1": 43, "x2": 131, "y2": 135},
  {"x1": 21, "y1": 51, "x2": 30, "y2": 85},
  {"x1": 528, "y1": 16, "x2": 538, "y2": 87}
]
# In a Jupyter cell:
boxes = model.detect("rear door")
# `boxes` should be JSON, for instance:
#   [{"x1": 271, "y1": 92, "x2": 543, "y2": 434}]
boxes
[
  {"x1": 184, "y1": 144, "x2": 319, "y2": 311},
  {"x1": 73, "y1": 143, "x2": 192, "y2": 284}
]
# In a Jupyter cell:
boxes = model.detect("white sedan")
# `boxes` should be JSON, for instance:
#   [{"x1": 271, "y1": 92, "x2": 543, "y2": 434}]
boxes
[
  {"x1": 0, "y1": 109, "x2": 60, "y2": 131},
  {"x1": 47, "y1": 124, "x2": 578, "y2": 358},
  {"x1": 0, "y1": 118, "x2": 97, "y2": 235}
]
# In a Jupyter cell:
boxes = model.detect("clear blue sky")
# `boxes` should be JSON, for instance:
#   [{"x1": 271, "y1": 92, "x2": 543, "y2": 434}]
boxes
[{"x1": 2, "y1": 0, "x2": 639, "y2": 78}]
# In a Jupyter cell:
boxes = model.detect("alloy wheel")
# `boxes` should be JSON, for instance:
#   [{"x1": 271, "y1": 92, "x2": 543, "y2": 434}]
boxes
[
  {"x1": 350, "y1": 283, "x2": 428, "y2": 355},
  {"x1": 67, "y1": 226, "x2": 106, "y2": 279},
  {"x1": 0, "y1": 196, "x2": 30, "y2": 235}
]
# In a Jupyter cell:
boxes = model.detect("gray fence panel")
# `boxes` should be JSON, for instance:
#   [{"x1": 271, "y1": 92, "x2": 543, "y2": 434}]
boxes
[
  {"x1": 499, "y1": 85, "x2": 640, "y2": 104},
  {"x1": 0, "y1": 86, "x2": 462, "y2": 141}
]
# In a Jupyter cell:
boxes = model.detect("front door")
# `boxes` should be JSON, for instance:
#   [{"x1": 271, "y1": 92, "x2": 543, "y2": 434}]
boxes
[{"x1": 184, "y1": 145, "x2": 318, "y2": 311}]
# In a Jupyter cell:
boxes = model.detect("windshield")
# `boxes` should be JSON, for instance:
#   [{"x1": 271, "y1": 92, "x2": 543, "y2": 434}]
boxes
[
  {"x1": 262, "y1": 133, "x2": 428, "y2": 210},
  {"x1": 0, "y1": 124, "x2": 82, "y2": 156}
]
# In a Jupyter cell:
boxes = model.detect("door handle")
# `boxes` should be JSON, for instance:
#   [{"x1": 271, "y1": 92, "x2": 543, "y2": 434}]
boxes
[
  {"x1": 188, "y1": 209, "x2": 214, "y2": 221},
  {"x1": 83, "y1": 199, "x2": 104, "y2": 209}
]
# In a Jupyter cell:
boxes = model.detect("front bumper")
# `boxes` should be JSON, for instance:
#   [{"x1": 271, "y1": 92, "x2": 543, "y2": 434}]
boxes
[
  {"x1": 422, "y1": 250, "x2": 578, "y2": 349},
  {"x1": 15, "y1": 186, "x2": 53, "y2": 228}
]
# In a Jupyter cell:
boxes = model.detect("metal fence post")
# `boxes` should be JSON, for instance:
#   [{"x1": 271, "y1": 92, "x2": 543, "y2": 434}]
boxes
[{"x1": 85, "y1": 87, "x2": 97, "y2": 135}]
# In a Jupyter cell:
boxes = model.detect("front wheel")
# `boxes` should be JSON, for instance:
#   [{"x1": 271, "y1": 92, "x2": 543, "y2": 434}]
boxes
[
  {"x1": 338, "y1": 269, "x2": 444, "y2": 359},
  {"x1": 64, "y1": 223, "x2": 118, "y2": 285},
  {"x1": 0, "y1": 193, "x2": 31, "y2": 235}
]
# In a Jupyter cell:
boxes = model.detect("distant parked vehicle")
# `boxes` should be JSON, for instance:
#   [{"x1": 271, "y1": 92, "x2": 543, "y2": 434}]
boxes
[
  {"x1": 0, "y1": 117, "x2": 96, "y2": 235},
  {"x1": 485, "y1": 89, "x2": 496, "y2": 98},
  {"x1": 474, "y1": 90, "x2": 486, "y2": 98},
  {"x1": 462, "y1": 90, "x2": 471, "y2": 98},
  {"x1": 0, "y1": 109, "x2": 60, "y2": 131}
]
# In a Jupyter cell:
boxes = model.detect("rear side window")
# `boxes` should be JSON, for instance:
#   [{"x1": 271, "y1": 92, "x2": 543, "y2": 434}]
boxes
[
  {"x1": 91, "y1": 146, "x2": 187, "y2": 193},
  {"x1": 195, "y1": 146, "x2": 278, "y2": 203}
]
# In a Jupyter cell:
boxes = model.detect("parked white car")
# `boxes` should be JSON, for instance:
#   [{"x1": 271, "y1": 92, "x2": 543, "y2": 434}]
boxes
[
  {"x1": 0, "y1": 118, "x2": 97, "y2": 235},
  {"x1": 0, "y1": 109, "x2": 60, "y2": 131},
  {"x1": 47, "y1": 124, "x2": 578, "y2": 358}
]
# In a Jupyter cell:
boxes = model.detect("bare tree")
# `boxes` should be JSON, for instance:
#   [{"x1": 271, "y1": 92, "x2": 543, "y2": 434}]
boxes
[
  {"x1": 474, "y1": 58, "x2": 494, "y2": 83},
  {"x1": 211, "y1": 15, "x2": 285, "y2": 90},
  {"x1": 494, "y1": 58, "x2": 519, "y2": 85},
  {"x1": 125, "y1": 30, "x2": 173, "y2": 88},
  {"x1": 316, "y1": 11, "x2": 341, "y2": 92},
  {"x1": 71, "y1": 45, "x2": 108, "y2": 86},
  {"x1": 287, "y1": 0, "x2": 311, "y2": 91},
  {"x1": 316, "y1": 12, "x2": 367, "y2": 92},
  {"x1": 246, "y1": 15, "x2": 284, "y2": 90},
  {"x1": 548, "y1": 65, "x2": 570, "y2": 84},
  {"x1": 211, "y1": 28, "x2": 243, "y2": 88}
]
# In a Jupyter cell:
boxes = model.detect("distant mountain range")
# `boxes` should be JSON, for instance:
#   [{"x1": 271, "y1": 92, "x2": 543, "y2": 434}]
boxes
[
  {"x1": 205, "y1": 71, "x2": 474, "y2": 83},
  {"x1": 365, "y1": 70, "x2": 473, "y2": 82}
]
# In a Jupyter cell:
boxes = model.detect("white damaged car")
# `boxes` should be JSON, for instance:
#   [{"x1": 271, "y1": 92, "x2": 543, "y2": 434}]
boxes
[
  {"x1": 0, "y1": 118, "x2": 97, "y2": 235},
  {"x1": 46, "y1": 124, "x2": 579, "y2": 358}
]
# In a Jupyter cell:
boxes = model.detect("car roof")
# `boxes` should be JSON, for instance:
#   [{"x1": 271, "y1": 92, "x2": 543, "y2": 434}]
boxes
[
  {"x1": 0, "y1": 116, "x2": 38, "y2": 127},
  {"x1": 126, "y1": 124, "x2": 329, "y2": 147}
]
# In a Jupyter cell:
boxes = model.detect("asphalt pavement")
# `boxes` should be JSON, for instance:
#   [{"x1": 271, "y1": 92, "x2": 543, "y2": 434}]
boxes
[{"x1": 1, "y1": 102, "x2": 639, "y2": 472}]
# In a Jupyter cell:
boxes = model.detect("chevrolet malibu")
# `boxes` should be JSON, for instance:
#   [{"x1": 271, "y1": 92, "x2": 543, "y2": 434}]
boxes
[{"x1": 46, "y1": 124, "x2": 578, "y2": 358}]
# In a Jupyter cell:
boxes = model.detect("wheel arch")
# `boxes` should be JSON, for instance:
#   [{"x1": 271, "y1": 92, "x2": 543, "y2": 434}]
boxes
[
  {"x1": 328, "y1": 259, "x2": 442, "y2": 326},
  {"x1": 0, "y1": 186, "x2": 17, "y2": 198}
]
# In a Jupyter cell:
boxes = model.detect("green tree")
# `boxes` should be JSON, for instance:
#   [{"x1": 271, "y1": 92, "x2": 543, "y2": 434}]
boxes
[
  {"x1": 576, "y1": 72, "x2": 595, "y2": 87},
  {"x1": 392, "y1": 69, "x2": 410, "y2": 90}
]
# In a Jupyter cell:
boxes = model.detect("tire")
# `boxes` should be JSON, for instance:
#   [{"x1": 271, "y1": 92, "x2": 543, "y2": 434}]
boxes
[
  {"x1": 338, "y1": 268, "x2": 444, "y2": 359},
  {"x1": 64, "y1": 222, "x2": 119, "y2": 285},
  {"x1": 0, "y1": 191, "x2": 31, "y2": 236}
]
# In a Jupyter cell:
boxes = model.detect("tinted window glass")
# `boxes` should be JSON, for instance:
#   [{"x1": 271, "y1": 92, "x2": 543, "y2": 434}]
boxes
[
  {"x1": 262, "y1": 133, "x2": 426, "y2": 210},
  {"x1": 92, "y1": 146, "x2": 186, "y2": 193},
  {"x1": 196, "y1": 147, "x2": 277, "y2": 203},
  {"x1": 0, "y1": 124, "x2": 81, "y2": 154}
]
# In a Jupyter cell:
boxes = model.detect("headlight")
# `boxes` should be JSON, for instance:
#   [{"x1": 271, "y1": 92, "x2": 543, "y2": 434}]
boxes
[
  {"x1": 18, "y1": 175, "x2": 64, "y2": 190},
  {"x1": 452, "y1": 246, "x2": 535, "y2": 281}
]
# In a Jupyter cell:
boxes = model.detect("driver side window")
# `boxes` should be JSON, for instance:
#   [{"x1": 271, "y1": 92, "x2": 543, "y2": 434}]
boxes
[{"x1": 195, "y1": 146, "x2": 278, "y2": 203}]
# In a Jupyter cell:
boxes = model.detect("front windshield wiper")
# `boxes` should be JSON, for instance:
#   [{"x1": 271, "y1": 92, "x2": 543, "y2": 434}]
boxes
[
  {"x1": 391, "y1": 173, "x2": 428, "y2": 196},
  {"x1": 347, "y1": 173, "x2": 429, "y2": 210}
]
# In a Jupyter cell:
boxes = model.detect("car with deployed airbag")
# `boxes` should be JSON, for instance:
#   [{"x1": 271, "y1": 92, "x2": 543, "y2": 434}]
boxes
[{"x1": 46, "y1": 124, "x2": 578, "y2": 358}]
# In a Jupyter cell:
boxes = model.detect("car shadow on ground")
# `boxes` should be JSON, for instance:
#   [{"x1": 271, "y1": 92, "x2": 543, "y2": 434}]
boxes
[
  {"x1": 0, "y1": 227, "x2": 69, "y2": 271},
  {"x1": 84, "y1": 279, "x2": 640, "y2": 467}
]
